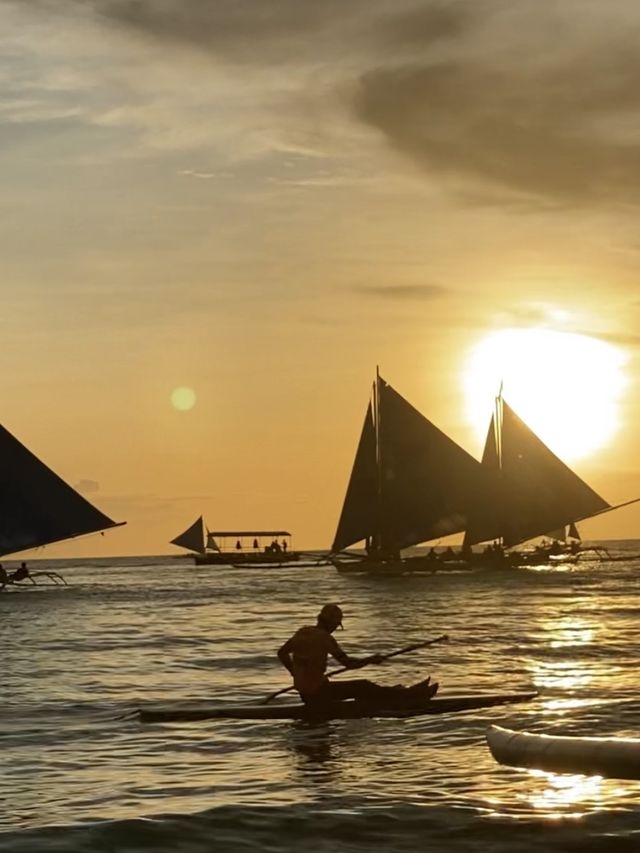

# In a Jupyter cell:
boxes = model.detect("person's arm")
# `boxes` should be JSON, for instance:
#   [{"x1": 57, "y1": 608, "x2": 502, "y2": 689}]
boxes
[
  {"x1": 277, "y1": 637, "x2": 295, "y2": 676},
  {"x1": 327, "y1": 635, "x2": 383, "y2": 669}
]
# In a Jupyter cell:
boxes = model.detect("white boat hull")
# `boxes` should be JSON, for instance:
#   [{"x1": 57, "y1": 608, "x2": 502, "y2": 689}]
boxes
[{"x1": 486, "y1": 724, "x2": 640, "y2": 780}]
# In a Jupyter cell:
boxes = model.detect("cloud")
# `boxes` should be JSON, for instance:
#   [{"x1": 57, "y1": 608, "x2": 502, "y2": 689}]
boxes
[
  {"x1": 373, "y1": 1, "x2": 479, "y2": 50},
  {"x1": 14, "y1": 1, "x2": 640, "y2": 207},
  {"x1": 75, "y1": 479, "x2": 100, "y2": 493},
  {"x1": 353, "y1": 283, "x2": 446, "y2": 300},
  {"x1": 178, "y1": 169, "x2": 217, "y2": 179},
  {"x1": 70, "y1": 0, "x2": 381, "y2": 64},
  {"x1": 349, "y1": 2, "x2": 640, "y2": 207},
  {"x1": 584, "y1": 330, "x2": 640, "y2": 348}
]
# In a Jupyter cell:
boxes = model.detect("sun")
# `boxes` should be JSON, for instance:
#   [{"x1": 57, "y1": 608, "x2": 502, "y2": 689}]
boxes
[
  {"x1": 462, "y1": 329, "x2": 627, "y2": 462},
  {"x1": 170, "y1": 386, "x2": 197, "y2": 411}
]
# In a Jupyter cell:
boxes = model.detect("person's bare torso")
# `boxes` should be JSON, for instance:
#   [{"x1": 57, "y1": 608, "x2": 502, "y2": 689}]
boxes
[{"x1": 288, "y1": 625, "x2": 343, "y2": 694}]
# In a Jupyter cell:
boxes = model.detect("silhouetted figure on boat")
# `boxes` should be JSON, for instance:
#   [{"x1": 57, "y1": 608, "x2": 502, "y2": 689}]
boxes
[
  {"x1": 6, "y1": 563, "x2": 67, "y2": 586},
  {"x1": 363, "y1": 540, "x2": 401, "y2": 563},
  {"x1": 9, "y1": 562, "x2": 35, "y2": 584},
  {"x1": 0, "y1": 563, "x2": 7, "y2": 590},
  {"x1": 277, "y1": 604, "x2": 438, "y2": 708}
]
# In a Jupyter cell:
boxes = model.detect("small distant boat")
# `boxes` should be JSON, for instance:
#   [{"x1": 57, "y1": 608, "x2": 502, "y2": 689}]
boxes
[
  {"x1": 138, "y1": 691, "x2": 538, "y2": 723},
  {"x1": 331, "y1": 369, "x2": 491, "y2": 574},
  {"x1": 487, "y1": 724, "x2": 640, "y2": 780},
  {"x1": 463, "y1": 390, "x2": 638, "y2": 567},
  {"x1": 170, "y1": 520, "x2": 301, "y2": 565},
  {"x1": 0, "y1": 422, "x2": 125, "y2": 588}
]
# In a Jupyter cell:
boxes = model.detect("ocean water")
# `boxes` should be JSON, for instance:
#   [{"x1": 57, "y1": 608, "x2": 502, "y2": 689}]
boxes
[{"x1": 2, "y1": 542, "x2": 640, "y2": 852}]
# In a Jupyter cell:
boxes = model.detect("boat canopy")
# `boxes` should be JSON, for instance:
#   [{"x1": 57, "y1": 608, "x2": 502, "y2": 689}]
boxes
[{"x1": 207, "y1": 530, "x2": 291, "y2": 537}]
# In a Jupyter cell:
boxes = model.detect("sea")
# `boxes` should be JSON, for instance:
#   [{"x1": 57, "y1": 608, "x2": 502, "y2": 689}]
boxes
[{"x1": 2, "y1": 541, "x2": 640, "y2": 853}]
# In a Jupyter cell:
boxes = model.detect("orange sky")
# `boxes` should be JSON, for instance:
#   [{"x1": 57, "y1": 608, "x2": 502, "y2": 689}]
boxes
[{"x1": 2, "y1": 1, "x2": 639, "y2": 557}]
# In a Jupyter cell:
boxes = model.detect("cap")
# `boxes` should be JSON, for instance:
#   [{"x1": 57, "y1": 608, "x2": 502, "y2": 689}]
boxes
[{"x1": 318, "y1": 603, "x2": 343, "y2": 629}]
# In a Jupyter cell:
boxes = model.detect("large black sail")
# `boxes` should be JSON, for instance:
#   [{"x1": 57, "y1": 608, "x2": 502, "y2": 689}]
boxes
[
  {"x1": 463, "y1": 411, "x2": 503, "y2": 547},
  {"x1": 378, "y1": 382, "x2": 488, "y2": 551},
  {"x1": 499, "y1": 401, "x2": 610, "y2": 547},
  {"x1": 332, "y1": 403, "x2": 377, "y2": 552},
  {"x1": 170, "y1": 516, "x2": 206, "y2": 554},
  {"x1": 0, "y1": 423, "x2": 123, "y2": 557},
  {"x1": 332, "y1": 377, "x2": 489, "y2": 554},
  {"x1": 464, "y1": 397, "x2": 611, "y2": 548}
]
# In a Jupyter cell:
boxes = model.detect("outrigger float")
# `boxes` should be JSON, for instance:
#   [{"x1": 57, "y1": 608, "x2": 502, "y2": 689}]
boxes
[{"x1": 487, "y1": 724, "x2": 640, "y2": 780}]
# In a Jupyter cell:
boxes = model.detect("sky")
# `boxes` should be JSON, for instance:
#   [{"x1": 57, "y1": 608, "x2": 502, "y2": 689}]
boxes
[{"x1": 2, "y1": 0, "x2": 640, "y2": 557}]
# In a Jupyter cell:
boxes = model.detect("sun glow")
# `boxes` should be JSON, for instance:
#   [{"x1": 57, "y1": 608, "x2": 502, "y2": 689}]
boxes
[
  {"x1": 463, "y1": 329, "x2": 627, "y2": 461},
  {"x1": 170, "y1": 386, "x2": 197, "y2": 411}
]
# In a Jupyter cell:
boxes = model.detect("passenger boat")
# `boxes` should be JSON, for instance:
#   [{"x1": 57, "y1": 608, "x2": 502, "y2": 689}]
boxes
[
  {"x1": 138, "y1": 691, "x2": 538, "y2": 723},
  {"x1": 170, "y1": 520, "x2": 300, "y2": 565},
  {"x1": 486, "y1": 724, "x2": 640, "y2": 780}
]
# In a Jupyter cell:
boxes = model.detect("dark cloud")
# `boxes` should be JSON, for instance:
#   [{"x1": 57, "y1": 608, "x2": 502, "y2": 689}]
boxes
[
  {"x1": 375, "y1": 1, "x2": 478, "y2": 50},
  {"x1": 352, "y1": 46, "x2": 640, "y2": 206},
  {"x1": 84, "y1": 0, "x2": 377, "y2": 63},
  {"x1": 35, "y1": 1, "x2": 640, "y2": 206},
  {"x1": 353, "y1": 283, "x2": 446, "y2": 300}
]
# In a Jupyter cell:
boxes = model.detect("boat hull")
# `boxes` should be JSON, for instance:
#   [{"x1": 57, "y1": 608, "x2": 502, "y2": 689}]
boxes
[
  {"x1": 138, "y1": 692, "x2": 537, "y2": 723},
  {"x1": 195, "y1": 552, "x2": 301, "y2": 566},
  {"x1": 331, "y1": 556, "x2": 467, "y2": 575},
  {"x1": 486, "y1": 724, "x2": 640, "y2": 780}
]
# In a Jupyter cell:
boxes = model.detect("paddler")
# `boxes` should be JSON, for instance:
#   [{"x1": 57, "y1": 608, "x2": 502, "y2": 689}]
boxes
[{"x1": 277, "y1": 603, "x2": 438, "y2": 707}]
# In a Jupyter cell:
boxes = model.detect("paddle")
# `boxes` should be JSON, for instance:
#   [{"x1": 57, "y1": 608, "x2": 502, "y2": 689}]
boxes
[{"x1": 262, "y1": 633, "x2": 449, "y2": 704}]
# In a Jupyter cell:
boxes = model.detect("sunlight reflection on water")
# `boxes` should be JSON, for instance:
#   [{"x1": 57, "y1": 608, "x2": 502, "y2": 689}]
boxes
[{"x1": 3, "y1": 548, "x2": 640, "y2": 851}]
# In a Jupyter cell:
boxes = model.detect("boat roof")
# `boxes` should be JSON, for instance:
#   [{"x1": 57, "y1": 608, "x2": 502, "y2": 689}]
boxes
[{"x1": 208, "y1": 530, "x2": 292, "y2": 537}]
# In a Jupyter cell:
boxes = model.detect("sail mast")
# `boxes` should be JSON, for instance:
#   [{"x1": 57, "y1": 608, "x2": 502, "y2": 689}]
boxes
[
  {"x1": 374, "y1": 365, "x2": 382, "y2": 552},
  {"x1": 495, "y1": 384, "x2": 504, "y2": 546},
  {"x1": 495, "y1": 382, "x2": 504, "y2": 473}
]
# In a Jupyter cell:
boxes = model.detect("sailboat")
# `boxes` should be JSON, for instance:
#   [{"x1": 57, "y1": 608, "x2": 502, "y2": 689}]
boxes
[
  {"x1": 463, "y1": 390, "x2": 637, "y2": 565},
  {"x1": 0, "y1": 422, "x2": 124, "y2": 582},
  {"x1": 331, "y1": 370, "x2": 491, "y2": 574},
  {"x1": 170, "y1": 519, "x2": 302, "y2": 566}
]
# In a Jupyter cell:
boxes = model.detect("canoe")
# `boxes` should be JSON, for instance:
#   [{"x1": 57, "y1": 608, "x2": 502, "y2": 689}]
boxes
[
  {"x1": 138, "y1": 692, "x2": 537, "y2": 723},
  {"x1": 486, "y1": 724, "x2": 640, "y2": 780}
]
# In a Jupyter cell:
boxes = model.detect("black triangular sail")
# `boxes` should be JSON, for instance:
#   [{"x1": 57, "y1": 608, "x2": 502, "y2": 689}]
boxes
[
  {"x1": 378, "y1": 382, "x2": 488, "y2": 550},
  {"x1": 332, "y1": 375, "x2": 490, "y2": 554},
  {"x1": 0, "y1": 423, "x2": 123, "y2": 557},
  {"x1": 332, "y1": 403, "x2": 377, "y2": 552},
  {"x1": 462, "y1": 410, "x2": 503, "y2": 548},
  {"x1": 499, "y1": 400, "x2": 610, "y2": 547},
  {"x1": 464, "y1": 395, "x2": 611, "y2": 548},
  {"x1": 170, "y1": 516, "x2": 206, "y2": 554}
]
